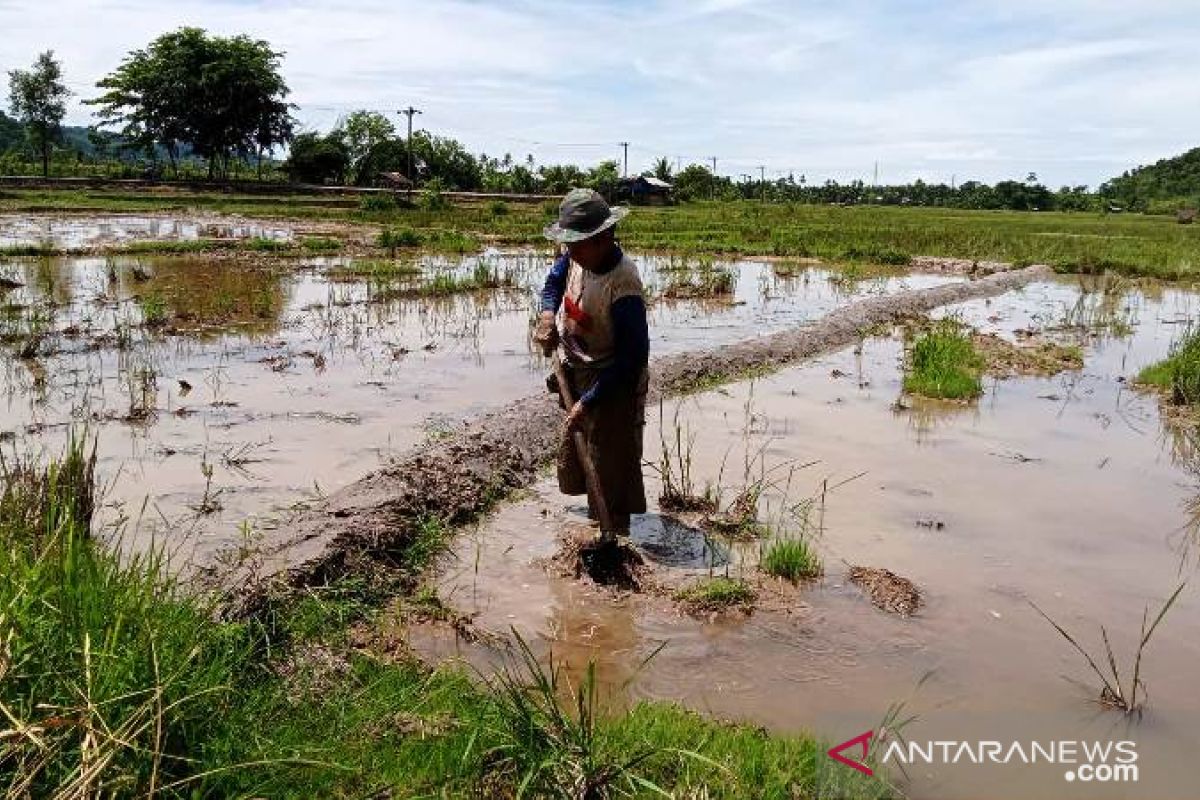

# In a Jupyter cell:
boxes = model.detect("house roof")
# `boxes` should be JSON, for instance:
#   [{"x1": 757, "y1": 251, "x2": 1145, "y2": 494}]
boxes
[{"x1": 621, "y1": 175, "x2": 673, "y2": 189}]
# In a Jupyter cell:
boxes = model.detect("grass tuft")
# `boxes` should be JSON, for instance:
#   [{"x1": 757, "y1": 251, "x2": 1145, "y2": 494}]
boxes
[
  {"x1": 903, "y1": 319, "x2": 985, "y2": 399},
  {"x1": 674, "y1": 577, "x2": 756, "y2": 614},
  {"x1": 1137, "y1": 326, "x2": 1200, "y2": 405},
  {"x1": 760, "y1": 537, "x2": 823, "y2": 582}
]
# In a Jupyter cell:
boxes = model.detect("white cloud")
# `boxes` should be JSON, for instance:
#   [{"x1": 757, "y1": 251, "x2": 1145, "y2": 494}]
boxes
[{"x1": 1, "y1": 0, "x2": 1196, "y2": 187}]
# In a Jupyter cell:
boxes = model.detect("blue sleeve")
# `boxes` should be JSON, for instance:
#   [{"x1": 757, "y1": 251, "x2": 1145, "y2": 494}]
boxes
[
  {"x1": 580, "y1": 295, "x2": 649, "y2": 407},
  {"x1": 540, "y1": 252, "x2": 569, "y2": 313}
]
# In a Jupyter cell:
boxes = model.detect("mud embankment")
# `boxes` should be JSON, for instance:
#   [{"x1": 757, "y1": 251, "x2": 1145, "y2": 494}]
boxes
[{"x1": 225, "y1": 264, "x2": 1052, "y2": 605}]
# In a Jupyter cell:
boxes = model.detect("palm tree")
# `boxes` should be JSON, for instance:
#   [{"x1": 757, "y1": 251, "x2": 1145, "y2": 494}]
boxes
[{"x1": 652, "y1": 156, "x2": 673, "y2": 182}]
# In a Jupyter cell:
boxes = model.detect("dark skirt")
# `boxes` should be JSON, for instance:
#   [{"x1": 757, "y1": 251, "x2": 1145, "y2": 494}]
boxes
[{"x1": 555, "y1": 365, "x2": 648, "y2": 526}]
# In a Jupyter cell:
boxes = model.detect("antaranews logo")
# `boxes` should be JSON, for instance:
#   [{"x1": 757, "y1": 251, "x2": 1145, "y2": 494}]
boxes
[
  {"x1": 827, "y1": 732, "x2": 1138, "y2": 783},
  {"x1": 827, "y1": 731, "x2": 874, "y2": 776}
]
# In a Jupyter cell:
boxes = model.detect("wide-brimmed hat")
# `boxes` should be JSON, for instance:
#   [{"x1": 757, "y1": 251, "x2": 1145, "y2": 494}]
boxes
[{"x1": 543, "y1": 188, "x2": 628, "y2": 244}]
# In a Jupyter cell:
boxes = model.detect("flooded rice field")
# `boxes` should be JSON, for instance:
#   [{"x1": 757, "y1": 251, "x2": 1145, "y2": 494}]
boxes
[
  {"x1": 413, "y1": 279, "x2": 1200, "y2": 799},
  {"x1": 0, "y1": 213, "x2": 295, "y2": 249},
  {"x1": 0, "y1": 232, "x2": 946, "y2": 566},
  {"x1": 4, "y1": 213, "x2": 1199, "y2": 799}
]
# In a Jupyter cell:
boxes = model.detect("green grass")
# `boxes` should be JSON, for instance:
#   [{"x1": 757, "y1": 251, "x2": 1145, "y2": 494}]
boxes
[
  {"x1": 760, "y1": 537, "x2": 823, "y2": 582},
  {"x1": 5, "y1": 189, "x2": 1200, "y2": 278},
  {"x1": 300, "y1": 236, "x2": 342, "y2": 253},
  {"x1": 0, "y1": 435, "x2": 257, "y2": 796},
  {"x1": 903, "y1": 320, "x2": 986, "y2": 399},
  {"x1": 137, "y1": 291, "x2": 168, "y2": 326},
  {"x1": 377, "y1": 225, "x2": 422, "y2": 254},
  {"x1": 122, "y1": 239, "x2": 240, "y2": 254},
  {"x1": 0, "y1": 242, "x2": 58, "y2": 257},
  {"x1": 659, "y1": 264, "x2": 736, "y2": 299},
  {"x1": 674, "y1": 577, "x2": 756, "y2": 613},
  {"x1": 326, "y1": 258, "x2": 422, "y2": 284},
  {"x1": 0, "y1": 439, "x2": 894, "y2": 798},
  {"x1": 1137, "y1": 325, "x2": 1200, "y2": 405},
  {"x1": 376, "y1": 262, "x2": 513, "y2": 299}
]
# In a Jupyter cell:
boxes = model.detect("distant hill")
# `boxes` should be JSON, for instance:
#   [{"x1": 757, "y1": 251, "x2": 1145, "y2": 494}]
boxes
[
  {"x1": 1101, "y1": 147, "x2": 1200, "y2": 203},
  {"x1": 0, "y1": 110, "x2": 23, "y2": 152},
  {"x1": 0, "y1": 109, "x2": 99, "y2": 156}
]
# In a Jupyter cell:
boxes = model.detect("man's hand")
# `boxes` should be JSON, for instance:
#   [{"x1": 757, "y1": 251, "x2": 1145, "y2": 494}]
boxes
[
  {"x1": 533, "y1": 310, "x2": 558, "y2": 356},
  {"x1": 564, "y1": 400, "x2": 586, "y2": 431}
]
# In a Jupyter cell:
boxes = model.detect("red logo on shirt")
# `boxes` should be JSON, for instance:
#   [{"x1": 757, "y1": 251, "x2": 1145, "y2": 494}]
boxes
[{"x1": 564, "y1": 295, "x2": 592, "y2": 330}]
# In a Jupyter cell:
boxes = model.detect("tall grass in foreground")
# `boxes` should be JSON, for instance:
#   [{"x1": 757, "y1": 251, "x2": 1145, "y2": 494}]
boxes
[
  {"x1": 0, "y1": 440, "x2": 895, "y2": 798},
  {"x1": 903, "y1": 319, "x2": 985, "y2": 400},
  {"x1": 0, "y1": 435, "x2": 256, "y2": 796},
  {"x1": 1137, "y1": 325, "x2": 1200, "y2": 405}
]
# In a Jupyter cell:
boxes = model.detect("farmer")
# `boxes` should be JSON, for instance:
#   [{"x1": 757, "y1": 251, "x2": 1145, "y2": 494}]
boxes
[{"x1": 534, "y1": 188, "x2": 649, "y2": 537}]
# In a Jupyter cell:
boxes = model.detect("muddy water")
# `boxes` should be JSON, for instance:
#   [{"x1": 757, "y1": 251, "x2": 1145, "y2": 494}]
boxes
[
  {"x1": 0, "y1": 247, "x2": 947, "y2": 565},
  {"x1": 415, "y1": 277, "x2": 1200, "y2": 800},
  {"x1": 0, "y1": 213, "x2": 294, "y2": 248}
]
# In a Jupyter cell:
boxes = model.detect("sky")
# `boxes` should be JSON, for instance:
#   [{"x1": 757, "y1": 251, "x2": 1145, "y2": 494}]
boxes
[{"x1": 1, "y1": 0, "x2": 1197, "y2": 188}]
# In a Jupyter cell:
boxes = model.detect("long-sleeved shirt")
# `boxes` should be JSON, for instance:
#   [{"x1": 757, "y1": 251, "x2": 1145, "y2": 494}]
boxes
[{"x1": 540, "y1": 247, "x2": 649, "y2": 408}]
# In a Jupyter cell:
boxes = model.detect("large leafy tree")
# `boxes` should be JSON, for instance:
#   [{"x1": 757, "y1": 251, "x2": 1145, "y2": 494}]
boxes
[
  {"x1": 336, "y1": 111, "x2": 395, "y2": 183},
  {"x1": 284, "y1": 131, "x2": 350, "y2": 184},
  {"x1": 673, "y1": 164, "x2": 714, "y2": 201},
  {"x1": 91, "y1": 28, "x2": 294, "y2": 178},
  {"x1": 7, "y1": 51, "x2": 71, "y2": 177}
]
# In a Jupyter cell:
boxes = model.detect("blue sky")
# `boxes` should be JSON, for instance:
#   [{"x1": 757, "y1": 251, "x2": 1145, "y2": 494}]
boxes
[{"x1": 2, "y1": 0, "x2": 1196, "y2": 187}]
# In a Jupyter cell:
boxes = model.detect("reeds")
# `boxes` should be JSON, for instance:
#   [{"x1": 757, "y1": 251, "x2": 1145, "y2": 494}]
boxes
[
  {"x1": 478, "y1": 632, "x2": 676, "y2": 798},
  {"x1": 1031, "y1": 583, "x2": 1186, "y2": 715},
  {"x1": 0, "y1": 434, "x2": 256, "y2": 796},
  {"x1": 653, "y1": 403, "x2": 718, "y2": 513}
]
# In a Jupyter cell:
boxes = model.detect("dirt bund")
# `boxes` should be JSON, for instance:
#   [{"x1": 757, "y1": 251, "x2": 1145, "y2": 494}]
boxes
[{"x1": 224, "y1": 264, "x2": 1052, "y2": 611}]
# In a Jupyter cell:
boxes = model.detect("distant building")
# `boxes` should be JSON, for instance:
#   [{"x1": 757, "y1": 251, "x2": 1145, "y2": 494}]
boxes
[
  {"x1": 618, "y1": 175, "x2": 673, "y2": 205},
  {"x1": 377, "y1": 172, "x2": 413, "y2": 189}
]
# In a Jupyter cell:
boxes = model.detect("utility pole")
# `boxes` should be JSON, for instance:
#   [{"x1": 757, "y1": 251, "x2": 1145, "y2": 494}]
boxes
[
  {"x1": 710, "y1": 156, "x2": 718, "y2": 200},
  {"x1": 397, "y1": 106, "x2": 422, "y2": 189},
  {"x1": 758, "y1": 165, "x2": 766, "y2": 202},
  {"x1": 619, "y1": 141, "x2": 629, "y2": 177}
]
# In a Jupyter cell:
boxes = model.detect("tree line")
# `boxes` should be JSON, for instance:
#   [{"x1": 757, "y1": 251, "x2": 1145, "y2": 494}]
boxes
[
  {"x1": 6, "y1": 29, "x2": 291, "y2": 180},
  {"x1": 4, "y1": 28, "x2": 1195, "y2": 212}
]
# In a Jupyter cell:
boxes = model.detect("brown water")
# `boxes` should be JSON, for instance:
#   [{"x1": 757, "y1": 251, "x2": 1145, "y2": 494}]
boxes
[
  {"x1": 413, "y1": 277, "x2": 1200, "y2": 800},
  {"x1": 6, "y1": 216, "x2": 1199, "y2": 797},
  {"x1": 0, "y1": 244, "x2": 949, "y2": 565}
]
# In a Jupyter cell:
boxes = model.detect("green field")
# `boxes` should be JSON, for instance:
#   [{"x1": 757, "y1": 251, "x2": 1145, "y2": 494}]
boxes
[{"x1": 4, "y1": 189, "x2": 1200, "y2": 279}]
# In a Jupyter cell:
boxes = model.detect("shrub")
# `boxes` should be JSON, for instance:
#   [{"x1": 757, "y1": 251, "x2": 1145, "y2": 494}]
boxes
[
  {"x1": 903, "y1": 320, "x2": 985, "y2": 399},
  {"x1": 378, "y1": 226, "x2": 422, "y2": 255},
  {"x1": 360, "y1": 193, "x2": 398, "y2": 212},
  {"x1": 418, "y1": 178, "x2": 449, "y2": 211}
]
